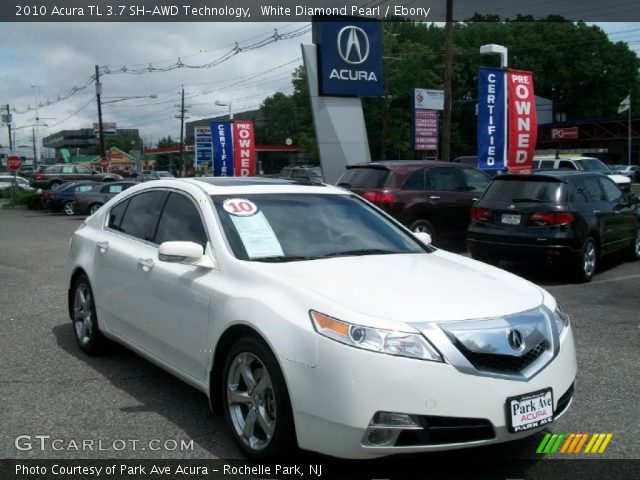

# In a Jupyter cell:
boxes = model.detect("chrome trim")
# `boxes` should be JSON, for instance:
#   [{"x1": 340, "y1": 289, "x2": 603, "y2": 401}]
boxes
[{"x1": 414, "y1": 306, "x2": 559, "y2": 381}]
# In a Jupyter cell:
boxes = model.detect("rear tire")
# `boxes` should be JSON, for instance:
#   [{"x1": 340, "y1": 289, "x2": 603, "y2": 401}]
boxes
[
  {"x1": 409, "y1": 219, "x2": 437, "y2": 244},
  {"x1": 89, "y1": 203, "x2": 103, "y2": 215},
  {"x1": 627, "y1": 229, "x2": 640, "y2": 261},
  {"x1": 70, "y1": 274, "x2": 109, "y2": 355},
  {"x1": 49, "y1": 180, "x2": 61, "y2": 189},
  {"x1": 574, "y1": 237, "x2": 597, "y2": 283},
  {"x1": 222, "y1": 336, "x2": 296, "y2": 459},
  {"x1": 63, "y1": 201, "x2": 75, "y2": 216}
]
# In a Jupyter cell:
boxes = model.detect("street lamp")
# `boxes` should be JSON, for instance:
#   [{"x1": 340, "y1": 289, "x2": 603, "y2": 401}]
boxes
[
  {"x1": 215, "y1": 100, "x2": 233, "y2": 120},
  {"x1": 480, "y1": 44, "x2": 508, "y2": 68}
]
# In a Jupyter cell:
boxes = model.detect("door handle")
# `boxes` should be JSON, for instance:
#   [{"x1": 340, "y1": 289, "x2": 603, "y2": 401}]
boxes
[
  {"x1": 593, "y1": 210, "x2": 600, "y2": 214},
  {"x1": 97, "y1": 241, "x2": 109, "y2": 253},
  {"x1": 429, "y1": 196, "x2": 441, "y2": 200},
  {"x1": 137, "y1": 258, "x2": 154, "y2": 271},
  {"x1": 472, "y1": 197, "x2": 479, "y2": 201}
]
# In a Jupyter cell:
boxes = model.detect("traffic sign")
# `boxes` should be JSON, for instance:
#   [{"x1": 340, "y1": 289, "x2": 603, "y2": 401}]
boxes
[
  {"x1": 99, "y1": 157, "x2": 110, "y2": 169},
  {"x1": 7, "y1": 155, "x2": 22, "y2": 172}
]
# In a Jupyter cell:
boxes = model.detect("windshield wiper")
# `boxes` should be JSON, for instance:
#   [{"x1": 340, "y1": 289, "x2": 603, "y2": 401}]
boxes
[
  {"x1": 511, "y1": 197, "x2": 544, "y2": 203},
  {"x1": 252, "y1": 255, "x2": 319, "y2": 262},
  {"x1": 320, "y1": 248, "x2": 398, "y2": 258}
]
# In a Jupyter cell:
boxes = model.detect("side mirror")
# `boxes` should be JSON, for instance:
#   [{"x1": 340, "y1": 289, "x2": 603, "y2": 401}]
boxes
[
  {"x1": 413, "y1": 231, "x2": 432, "y2": 246},
  {"x1": 158, "y1": 241, "x2": 211, "y2": 266}
]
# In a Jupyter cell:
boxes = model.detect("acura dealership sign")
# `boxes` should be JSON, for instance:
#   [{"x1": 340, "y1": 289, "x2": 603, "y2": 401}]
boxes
[{"x1": 313, "y1": 18, "x2": 383, "y2": 96}]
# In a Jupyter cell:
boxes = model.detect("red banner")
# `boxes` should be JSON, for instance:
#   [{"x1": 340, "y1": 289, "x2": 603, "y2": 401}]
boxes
[
  {"x1": 233, "y1": 121, "x2": 256, "y2": 176},
  {"x1": 507, "y1": 69, "x2": 537, "y2": 173}
]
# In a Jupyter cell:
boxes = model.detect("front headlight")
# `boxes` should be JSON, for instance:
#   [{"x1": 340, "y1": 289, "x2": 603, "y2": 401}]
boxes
[
  {"x1": 310, "y1": 310, "x2": 443, "y2": 362},
  {"x1": 553, "y1": 305, "x2": 570, "y2": 335}
]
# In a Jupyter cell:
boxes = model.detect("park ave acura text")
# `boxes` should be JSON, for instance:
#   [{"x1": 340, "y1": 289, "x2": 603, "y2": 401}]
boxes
[{"x1": 66, "y1": 177, "x2": 577, "y2": 459}]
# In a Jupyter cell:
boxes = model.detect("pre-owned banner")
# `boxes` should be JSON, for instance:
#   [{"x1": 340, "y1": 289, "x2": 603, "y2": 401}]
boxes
[
  {"x1": 233, "y1": 121, "x2": 256, "y2": 176},
  {"x1": 507, "y1": 69, "x2": 537, "y2": 172},
  {"x1": 211, "y1": 121, "x2": 234, "y2": 177},
  {"x1": 477, "y1": 67, "x2": 506, "y2": 171}
]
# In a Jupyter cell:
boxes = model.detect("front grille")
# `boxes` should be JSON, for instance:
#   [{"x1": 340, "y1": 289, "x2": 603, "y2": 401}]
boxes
[
  {"x1": 396, "y1": 415, "x2": 495, "y2": 446},
  {"x1": 554, "y1": 383, "x2": 575, "y2": 416},
  {"x1": 456, "y1": 341, "x2": 547, "y2": 374}
]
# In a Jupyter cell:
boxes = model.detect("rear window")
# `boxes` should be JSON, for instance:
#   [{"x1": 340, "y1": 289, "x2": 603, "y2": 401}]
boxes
[
  {"x1": 337, "y1": 168, "x2": 391, "y2": 189},
  {"x1": 482, "y1": 179, "x2": 566, "y2": 203}
]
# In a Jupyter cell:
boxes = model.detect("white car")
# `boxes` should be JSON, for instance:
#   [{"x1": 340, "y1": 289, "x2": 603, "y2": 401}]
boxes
[
  {"x1": 0, "y1": 175, "x2": 32, "y2": 190},
  {"x1": 533, "y1": 156, "x2": 631, "y2": 191},
  {"x1": 66, "y1": 178, "x2": 577, "y2": 459}
]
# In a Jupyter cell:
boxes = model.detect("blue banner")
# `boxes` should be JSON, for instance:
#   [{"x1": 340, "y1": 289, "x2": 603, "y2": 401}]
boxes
[
  {"x1": 477, "y1": 67, "x2": 506, "y2": 171},
  {"x1": 194, "y1": 126, "x2": 212, "y2": 170},
  {"x1": 211, "y1": 122, "x2": 234, "y2": 177},
  {"x1": 313, "y1": 18, "x2": 383, "y2": 97}
]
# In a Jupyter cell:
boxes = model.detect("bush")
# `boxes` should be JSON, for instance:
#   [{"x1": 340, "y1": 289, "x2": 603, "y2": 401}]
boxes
[{"x1": 1, "y1": 189, "x2": 43, "y2": 208}]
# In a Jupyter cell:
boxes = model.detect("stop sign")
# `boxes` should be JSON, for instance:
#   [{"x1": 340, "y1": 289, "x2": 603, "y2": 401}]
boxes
[
  {"x1": 99, "y1": 157, "x2": 109, "y2": 169},
  {"x1": 7, "y1": 156, "x2": 22, "y2": 172}
]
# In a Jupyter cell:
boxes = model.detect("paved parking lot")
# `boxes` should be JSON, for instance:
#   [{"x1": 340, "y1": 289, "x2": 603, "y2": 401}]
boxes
[{"x1": 0, "y1": 206, "x2": 638, "y2": 466}]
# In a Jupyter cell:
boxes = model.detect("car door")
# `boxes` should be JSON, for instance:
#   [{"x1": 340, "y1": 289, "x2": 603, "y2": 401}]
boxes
[
  {"x1": 60, "y1": 164, "x2": 78, "y2": 182},
  {"x1": 578, "y1": 176, "x2": 618, "y2": 254},
  {"x1": 92, "y1": 190, "x2": 165, "y2": 346},
  {"x1": 425, "y1": 166, "x2": 476, "y2": 236},
  {"x1": 75, "y1": 164, "x2": 96, "y2": 181},
  {"x1": 141, "y1": 191, "x2": 216, "y2": 380},
  {"x1": 598, "y1": 176, "x2": 637, "y2": 252}
]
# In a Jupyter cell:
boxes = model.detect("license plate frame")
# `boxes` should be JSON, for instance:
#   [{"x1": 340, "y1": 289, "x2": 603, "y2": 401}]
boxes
[
  {"x1": 506, "y1": 388, "x2": 554, "y2": 433},
  {"x1": 501, "y1": 213, "x2": 522, "y2": 225}
]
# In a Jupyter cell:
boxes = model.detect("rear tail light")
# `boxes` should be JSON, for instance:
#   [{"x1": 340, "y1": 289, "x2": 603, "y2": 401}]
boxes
[
  {"x1": 45, "y1": 193, "x2": 54, "y2": 200},
  {"x1": 35, "y1": 173, "x2": 45, "y2": 180},
  {"x1": 529, "y1": 212, "x2": 575, "y2": 226},
  {"x1": 470, "y1": 206, "x2": 494, "y2": 222},
  {"x1": 362, "y1": 190, "x2": 395, "y2": 206}
]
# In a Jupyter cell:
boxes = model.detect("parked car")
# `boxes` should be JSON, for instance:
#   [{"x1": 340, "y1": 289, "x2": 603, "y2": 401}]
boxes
[
  {"x1": 467, "y1": 171, "x2": 640, "y2": 282},
  {"x1": 42, "y1": 181, "x2": 98, "y2": 216},
  {"x1": 280, "y1": 165, "x2": 324, "y2": 183},
  {"x1": 74, "y1": 181, "x2": 137, "y2": 215},
  {"x1": 150, "y1": 170, "x2": 175, "y2": 179},
  {"x1": 67, "y1": 177, "x2": 576, "y2": 459},
  {"x1": 0, "y1": 175, "x2": 33, "y2": 191},
  {"x1": 532, "y1": 156, "x2": 631, "y2": 192},
  {"x1": 336, "y1": 160, "x2": 491, "y2": 244},
  {"x1": 31, "y1": 164, "x2": 123, "y2": 190},
  {"x1": 616, "y1": 165, "x2": 640, "y2": 183},
  {"x1": 136, "y1": 173, "x2": 158, "y2": 183}
]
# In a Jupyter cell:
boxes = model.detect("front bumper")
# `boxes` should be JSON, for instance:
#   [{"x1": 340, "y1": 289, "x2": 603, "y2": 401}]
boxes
[{"x1": 286, "y1": 325, "x2": 577, "y2": 459}]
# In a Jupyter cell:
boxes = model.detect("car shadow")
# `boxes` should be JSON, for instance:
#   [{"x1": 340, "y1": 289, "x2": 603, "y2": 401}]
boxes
[{"x1": 51, "y1": 324, "x2": 241, "y2": 458}]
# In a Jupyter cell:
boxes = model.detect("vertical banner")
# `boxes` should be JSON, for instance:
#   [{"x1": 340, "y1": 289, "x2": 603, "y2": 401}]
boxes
[
  {"x1": 507, "y1": 69, "x2": 537, "y2": 173},
  {"x1": 233, "y1": 121, "x2": 256, "y2": 176},
  {"x1": 194, "y1": 126, "x2": 212, "y2": 171},
  {"x1": 211, "y1": 122, "x2": 234, "y2": 177},
  {"x1": 477, "y1": 67, "x2": 507, "y2": 171}
]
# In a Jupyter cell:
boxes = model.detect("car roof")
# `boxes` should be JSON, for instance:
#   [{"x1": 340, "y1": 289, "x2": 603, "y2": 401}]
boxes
[
  {"x1": 347, "y1": 160, "x2": 465, "y2": 171},
  {"x1": 495, "y1": 170, "x2": 605, "y2": 182},
  {"x1": 151, "y1": 177, "x2": 343, "y2": 195}
]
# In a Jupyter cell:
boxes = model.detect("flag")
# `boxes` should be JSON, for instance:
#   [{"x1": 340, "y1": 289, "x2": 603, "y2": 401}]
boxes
[{"x1": 618, "y1": 94, "x2": 630, "y2": 114}]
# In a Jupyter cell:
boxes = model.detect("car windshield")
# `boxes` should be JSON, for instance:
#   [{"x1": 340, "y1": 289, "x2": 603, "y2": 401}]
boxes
[
  {"x1": 580, "y1": 159, "x2": 611, "y2": 173},
  {"x1": 481, "y1": 179, "x2": 566, "y2": 203},
  {"x1": 212, "y1": 193, "x2": 427, "y2": 262}
]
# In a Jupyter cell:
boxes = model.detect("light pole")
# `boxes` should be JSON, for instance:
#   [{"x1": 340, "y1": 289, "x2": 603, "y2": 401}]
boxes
[
  {"x1": 215, "y1": 100, "x2": 233, "y2": 120},
  {"x1": 479, "y1": 44, "x2": 508, "y2": 68},
  {"x1": 31, "y1": 84, "x2": 41, "y2": 169}
]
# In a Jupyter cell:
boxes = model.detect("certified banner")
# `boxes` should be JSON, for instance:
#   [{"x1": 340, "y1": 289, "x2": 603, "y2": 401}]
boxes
[
  {"x1": 211, "y1": 122, "x2": 234, "y2": 177},
  {"x1": 507, "y1": 69, "x2": 537, "y2": 172},
  {"x1": 477, "y1": 67, "x2": 506, "y2": 171},
  {"x1": 233, "y1": 121, "x2": 256, "y2": 176}
]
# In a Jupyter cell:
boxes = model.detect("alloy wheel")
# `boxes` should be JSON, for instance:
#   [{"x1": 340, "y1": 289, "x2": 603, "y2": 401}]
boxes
[
  {"x1": 89, "y1": 204, "x2": 102, "y2": 215},
  {"x1": 73, "y1": 283, "x2": 93, "y2": 345},
  {"x1": 582, "y1": 240, "x2": 596, "y2": 279},
  {"x1": 64, "y1": 202, "x2": 75, "y2": 216}
]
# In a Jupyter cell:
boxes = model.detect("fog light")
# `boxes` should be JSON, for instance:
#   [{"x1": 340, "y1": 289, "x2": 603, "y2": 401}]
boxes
[
  {"x1": 371, "y1": 411, "x2": 420, "y2": 427},
  {"x1": 366, "y1": 428, "x2": 395, "y2": 446}
]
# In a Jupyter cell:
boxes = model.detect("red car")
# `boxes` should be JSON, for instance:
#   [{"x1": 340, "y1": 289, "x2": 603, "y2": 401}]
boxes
[{"x1": 337, "y1": 161, "x2": 491, "y2": 244}]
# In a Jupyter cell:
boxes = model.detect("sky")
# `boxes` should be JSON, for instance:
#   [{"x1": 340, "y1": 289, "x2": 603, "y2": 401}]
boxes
[{"x1": 1, "y1": 21, "x2": 639, "y2": 155}]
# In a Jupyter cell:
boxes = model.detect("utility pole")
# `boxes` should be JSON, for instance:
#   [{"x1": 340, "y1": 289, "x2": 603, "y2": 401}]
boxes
[
  {"x1": 95, "y1": 65, "x2": 106, "y2": 163},
  {"x1": 32, "y1": 128, "x2": 37, "y2": 165},
  {"x1": 442, "y1": 0, "x2": 454, "y2": 161},
  {"x1": 32, "y1": 84, "x2": 41, "y2": 169},
  {"x1": 179, "y1": 85, "x2": 185, "y2": 176},
  {"x1": 380, "y1": 30, "x2": 395, "y2": 160},
  {"x1": 5, "y1": 104, "x2": 12, "y2": 150}
]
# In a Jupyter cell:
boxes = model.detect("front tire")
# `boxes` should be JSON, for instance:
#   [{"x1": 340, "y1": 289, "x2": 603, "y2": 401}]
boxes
[
  {"x1": 222, "y1": 336, "x2": 296, "y2": 459},
  {"x1": 574, "y1": 237, "x2": 597, "y2": 283},
  {"x1": 63, "y1": 201, "x2": 75, "y2": 216},
  {"x1": 627, "y1": 229, "x2": 640, "y2": 261},
  {"x1": 89, "y1": 203, "x2": 103, "y2": 215},
  {"x1": 70, "y1": 274, "x2": 109, "y2": 354}
]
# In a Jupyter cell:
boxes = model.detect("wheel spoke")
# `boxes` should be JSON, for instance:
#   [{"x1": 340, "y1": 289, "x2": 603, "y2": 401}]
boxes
[
  {"x1": 242, "y1": 408, "x2": 258, "y2": 439},
  {"x1": 239, "y1": 356, "x2": 257, "y2": 391},
  {"x1": 227, "y1": 386, "x2": 252, "y2": 405},
  {"x1": 254, "y1": 372, "x2": 272, "y2": 395},
  {"x1": 257, "y1": 408, "x2": 275, "y2": 438}
]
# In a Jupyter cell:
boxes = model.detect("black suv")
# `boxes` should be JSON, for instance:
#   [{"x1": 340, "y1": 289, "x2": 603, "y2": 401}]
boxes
[
  {"x1": 280, "y1": 165, "x2": 323, "y2": 183},
  {"x1": 467, "y1": 171, "x2": 640, "y2": 282}
]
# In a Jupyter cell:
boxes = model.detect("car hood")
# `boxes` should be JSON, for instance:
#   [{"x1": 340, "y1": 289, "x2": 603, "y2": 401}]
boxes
[
  {"x1": 258, "y1": 251, "x2": 544, "y2": 325},
  {"x1": 608, "y1": 174, "x2": 631, "y2": 185}
]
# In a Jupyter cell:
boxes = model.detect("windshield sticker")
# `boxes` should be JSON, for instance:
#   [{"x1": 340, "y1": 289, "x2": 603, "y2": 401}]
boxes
[
  {"x1": 230, "y1": 211, "x2": 284, "y2": 259},
  {"x1": 223, "y1": 198, "x2": 258, "y2": 217}
]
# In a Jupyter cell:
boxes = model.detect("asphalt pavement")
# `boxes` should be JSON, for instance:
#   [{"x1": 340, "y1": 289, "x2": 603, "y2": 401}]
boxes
[{"x1": 0, "y1": 206, "x2": 638, "y2": 470}]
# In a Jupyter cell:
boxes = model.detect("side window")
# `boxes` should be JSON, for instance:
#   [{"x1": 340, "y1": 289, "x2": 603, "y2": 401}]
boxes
[
  {"x1": 599, "y1": 178, "x2": 623, "y2": 203},
  {"x1": 119, "y1": 191, "x2": 165, "y2": 240},
  {"x1": 154, "y1": 193, "x2": 208, "y2": 248},
  {"x1": 429, "y1": 167, "x2": 464, "y2": 191},
  {"x1": 281, "y1": 167, "x2": 290, "y2": 177},
  {"x1": 571, "y1": 179, "x2": 591, "y2": 203},
  {"x1": 62, "y1": 165, "x2": 75, "y2": 174},
  {"x1": 462, "y1": 168, "x2": 490, "y2": 192},
  {"x1": 558, "y1": 161, "x2": 576, "y2": 170},
  {"x1": 583, "y1": 177, "x2": 605, "y2": 202},
  {"x1": 76, "y1": 184, "x2": 95, "y2": 192},
  {"x1": 47, "y1": 165, "x2": 62, "y2": 174},
  {"x1": 107, "y1": 199, "x2": 130, "y2": 231},
  {"x1": 107, "y1": 184, "x2": 125, "y2": 194},
  {"x1": 540, "y1": 160, "x2": 555, "y2": 169},
  {"x1": 76, "y1": 165, "x2": 92, "y2": 174},
  {"x1": 402, "y1": 169, "x2": 426, "y2": 190}
]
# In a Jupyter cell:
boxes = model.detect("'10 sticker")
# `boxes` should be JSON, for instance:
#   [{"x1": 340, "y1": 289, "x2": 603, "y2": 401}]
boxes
[{"x1": 223, "y1": 198, "x2": 258, "y2": 216}]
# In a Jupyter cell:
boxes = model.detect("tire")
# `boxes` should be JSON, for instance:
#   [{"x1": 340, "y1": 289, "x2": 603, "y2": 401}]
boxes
[
  {"x1": 627, "y1": 229, "x2": 640, "y2": 261},
  {"x1": 70, "y1": 274, "x2": 109, "y2": 355},
  {"x1": 49, "y1": 180, "x2": 62, "y2": 189},
  {"x1": 409, "y1": 219, "x2": 437, "y2": 244},
  {"x1": 222, "y1": 336, "x2": 296, "y2": 459},
  {"x1": 89, "y1": 203, "x2": 103, "y2": 215},
  {"x1": 63, "y1": 201, "x2": 76, "y2": 216},
  {"x1": 574, "y1": 237, "x2": 598, "y2": 283}
]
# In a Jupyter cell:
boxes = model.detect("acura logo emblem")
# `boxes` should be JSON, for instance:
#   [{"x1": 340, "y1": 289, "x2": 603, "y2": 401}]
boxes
[
  {"x1": 507, "y1": 329, "x2": 525, "y2": 351},
  {"x1": 337, "y1": 26, "x2": 370, "y2": 65}
]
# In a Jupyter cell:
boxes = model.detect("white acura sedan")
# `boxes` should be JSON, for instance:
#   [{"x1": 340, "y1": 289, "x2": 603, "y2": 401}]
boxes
[{"x1": 66, "y1": 177, "x2": 577, "y2": 459}]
